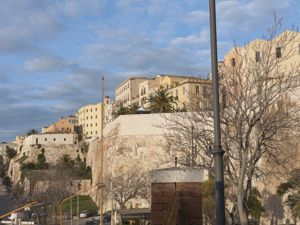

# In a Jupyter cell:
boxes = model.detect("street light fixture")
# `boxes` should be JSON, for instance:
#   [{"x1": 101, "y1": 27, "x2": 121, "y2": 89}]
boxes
[{"x1": 208, "y1": 0, "x2": 226, "y2": 225}]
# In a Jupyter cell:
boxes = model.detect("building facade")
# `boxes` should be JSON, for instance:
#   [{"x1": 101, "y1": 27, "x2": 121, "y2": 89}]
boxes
[
  {"x1": 42, "y1": 115, "x2": 79, "y2": 134},
  {"x1": 23, "y1": 133, "x2": 79, "y2": 146},
  {"x1": 115, "y1": 77, "x2": 151, "y2": 107},
  {"x1": 138, "y1": 74, "x2": 212, "y2": 110},
  {"x1": 76, "y1": 97, "x2": 113, "y2": 138}
]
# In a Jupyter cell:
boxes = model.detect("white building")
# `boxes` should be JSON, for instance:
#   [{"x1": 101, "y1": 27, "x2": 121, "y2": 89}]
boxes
[{"x1": 23, "y1": 133, "x2": 79, "y2": 146}]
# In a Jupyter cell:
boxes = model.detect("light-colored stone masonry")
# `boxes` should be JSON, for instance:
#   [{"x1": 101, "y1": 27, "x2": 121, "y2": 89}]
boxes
[
  {"x1": 86, "y1": 113, "x2": 172, "y2": 209},
  {"x1": 85, "y1": 112, "x2": 299, "y2": 223}
]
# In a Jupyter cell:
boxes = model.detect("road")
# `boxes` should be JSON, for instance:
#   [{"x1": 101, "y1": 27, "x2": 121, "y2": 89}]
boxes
[{"x1": 0, "y1": 182, "x2": 16, "y2": 216}]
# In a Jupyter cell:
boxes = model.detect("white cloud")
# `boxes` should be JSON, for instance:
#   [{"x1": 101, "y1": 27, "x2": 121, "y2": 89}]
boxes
[
  {"x1": 170, "y1": 29, "x2": 210, "y2": 47},
  {"x1": 184, "y1": 10, "x2": 209, "y2": 24},
  {"x1": 216, "y1": 0, "x2": 296, "y2": 36},
  {"x1": 24, "y1": 56, "x2": 75, "y2": 72}
]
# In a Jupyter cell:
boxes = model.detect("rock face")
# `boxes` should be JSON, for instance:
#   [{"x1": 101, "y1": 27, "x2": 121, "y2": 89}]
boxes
[
  {"x1": 86, "y1": 114, "x2": 173, "y2": 208},
  {"x1": 8, "y1": 141, "x2": 84, "y2": 184}
]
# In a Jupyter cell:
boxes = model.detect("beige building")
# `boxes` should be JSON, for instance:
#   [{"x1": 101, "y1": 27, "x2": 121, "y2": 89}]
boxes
[
  {"x1": 222, "y1": 30, "x2": 300, "y2": 99},
  {"x1": 115, "y1": 74, "x2": 212, "y2": 110},
  {"x1": 77, "y1": 103, "x2": 102, "y2": 138},
  {"x1": 42, "y1": 115, "x2": 78, "y2": 134},
  {"x1": 138, "y1": 74, "x2": 212, "y2": 110},
  {"x1": 76, "y1": 97, "x2": 112, "y2": 138},
  {"x1": 115, "y1": 77, "x2": 151, "y2": 107},
  {"x1": 221, "y1": 31, "x2": 300, "y2": 224}
]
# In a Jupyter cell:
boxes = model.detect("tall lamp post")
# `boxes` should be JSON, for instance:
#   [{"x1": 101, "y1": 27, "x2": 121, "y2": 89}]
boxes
[{"x1": 208, "y1": 0, "x2": 226, "y2": 225}]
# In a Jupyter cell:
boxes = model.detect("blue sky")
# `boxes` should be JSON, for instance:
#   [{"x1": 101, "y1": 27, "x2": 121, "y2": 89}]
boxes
[{"x1": 0, "y1": 0, "x2": 299, "y2": 141}]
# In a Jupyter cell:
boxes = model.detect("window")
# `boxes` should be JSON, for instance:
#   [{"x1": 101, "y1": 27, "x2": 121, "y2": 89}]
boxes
[
  {"x1": 64, "y1": 138, "x2": 66, "y2": 141},
  {"x1": 95, "y1": 123, "x2": 98, "y2": 126},
  {"x1": 90, "y1": 124, "x2": 92, "y2": 127},
  {"x1": 203, "y1": 86, "x2": 208, "y2": 97},
  {"x1": 196, "y1": 86, "x2": 200, "y2": 94},
  {"x1": 204, "y1": 101, "x2": 209, "y2": 109},
  {"x1": 87, "y1": 124, "x2": 88, "y2": 127},
  {"x1": 95, "y1": 108, "x2": 97, "y2": 111},
  {"x1": 86, "y1": 116, "x2": 88, "y2": 119},
  {"x1": 298, "y1": 44, "x2": 300, "y2": 54},
  {"x1": 53, "y1": 138, "x2": 56, "y2": 141},
  {"x1": 45, "y1": 138, "x2": 47, "y2": 141},
  {"x1": 175, "y1": 89, "x2": 178, "y2": 97},
  {"x1": 255, "y1": 51, "x2": 260, "y2": 62},
  {"x1": 276, "y1": 47, "x2": 282, "y2": 58},
  {"x1": 91, "y1": 131, "x2": 93, "y2": 135},
  {"x1": 90, "y1": 109, "x2": 92, "y2": 112},
  {"x1": 90, "y1": 116, "x2": 92, "y2": 119},
  {"x1": 95, "y1": 115, "x2": 97, "y2": 119},
  {"x1": 231, "y1": 58, "x2": 236, "y2": 67}
]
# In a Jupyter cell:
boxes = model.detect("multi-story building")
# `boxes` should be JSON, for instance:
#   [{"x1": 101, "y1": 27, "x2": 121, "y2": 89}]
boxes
[
  {"x1": 76, "y1": 96, "x2": 112, "y2": 138},
  {"x1": 115, "y1": 77, "x2": 151, "y2": 107},
  {"x1": 138, "y1": 74, "x2": 212, "y2": 110},
  {"x1": 42, "y1": 115, "x2": 79, "y2": 134},
  {"x1": 222, "y1": 30, "x2": 300, "y2": 99}
]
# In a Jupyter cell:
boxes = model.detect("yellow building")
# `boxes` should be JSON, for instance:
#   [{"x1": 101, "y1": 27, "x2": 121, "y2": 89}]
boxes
[
  {"x1": 77, "y1": 103, "x2": 102, "y2": 138},
  {"x1": 76, "y1": 97, "x2": 112, "y2": 138},
  {"x1": 138, "y1": 74, "x2": 212, "y2": 110},
  {"x1": 42, "y1": 115, "x2": 78, "y2": 134}
]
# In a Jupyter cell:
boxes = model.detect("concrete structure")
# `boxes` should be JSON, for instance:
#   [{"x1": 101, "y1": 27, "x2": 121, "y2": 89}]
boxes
[
  {"x1": 23, "y1": 133, "x2": 79, "y2": 146},
  {"x1": 42, "y1": 115, "x2": 79, "y2": 134},
  {"x1": 115, "y1": 77, "x2": 151, "y2": 107},
  {"x1": 150, "y1": 168, "x2": 208, "y2": 225}
]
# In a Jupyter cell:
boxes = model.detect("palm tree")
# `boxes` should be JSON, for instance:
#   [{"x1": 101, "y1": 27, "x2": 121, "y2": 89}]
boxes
[
  {"x1": 147, "y1": 88, "x2": 176, "y2": 113},
  {"x1": 26, "y1": 129, "x2": 39, "y2": 136}
]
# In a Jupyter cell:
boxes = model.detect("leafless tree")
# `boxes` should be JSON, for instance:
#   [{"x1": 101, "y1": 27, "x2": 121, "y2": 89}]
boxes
[
  {"x1": 161, "y1": 17, "x2": 300, "y2": 225},
  {"x1": 109, "y1": 168, "x2": 149, "y2": 209}
]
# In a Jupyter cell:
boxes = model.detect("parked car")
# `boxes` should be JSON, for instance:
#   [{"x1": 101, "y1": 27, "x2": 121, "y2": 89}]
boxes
[{"x1": 80, "y1": 210, "x2": 90, "y2": 218}]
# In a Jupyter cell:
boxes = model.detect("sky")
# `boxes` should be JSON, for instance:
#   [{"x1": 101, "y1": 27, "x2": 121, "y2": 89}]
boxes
[{"x1": 0, "y1": 0, "x2": 299, "y2": 141}]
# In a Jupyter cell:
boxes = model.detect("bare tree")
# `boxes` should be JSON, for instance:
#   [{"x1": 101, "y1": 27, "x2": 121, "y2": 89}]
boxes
[
  {"x1": 109, "y1": 168, "x2": 149, "y2": 209},
  {"x1": 161, "y1": 17, "x2": 300, "y2": 225}
]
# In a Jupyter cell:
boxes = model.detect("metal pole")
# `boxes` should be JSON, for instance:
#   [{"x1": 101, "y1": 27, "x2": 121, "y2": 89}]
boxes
[
  {"x1": 191, "y1": 125, "x2": 195, "y2": 167},
  {"x1": 70, "y1": 196, "x2": 73, "y2": 225},
  {"x1": 208, "y1": 0, "x2": 226, "y2": 225},
  {"x1": 77, "y1": 194, "x2": 79, "y2": 225},
  {"x1": 99, "y1": 76, "x2": 105, "y2": 225}
]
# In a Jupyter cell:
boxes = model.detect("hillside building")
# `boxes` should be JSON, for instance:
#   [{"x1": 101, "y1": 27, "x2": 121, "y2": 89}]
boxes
[
  {"x1": 115, "y1": 77, "x2": 151, "y2": 107},
  {"x1": 42, "y1": 115, "x2": 80, "y2": 134},
  {"x1": 115, "y1": 74, "x2": 212, "y2": 111},
  {"x1": 23, "y1": 133, "x2": 79, "y2": 146},
  {"x1": 76, "y1": 96, "x2": 113, "y2": 138}
]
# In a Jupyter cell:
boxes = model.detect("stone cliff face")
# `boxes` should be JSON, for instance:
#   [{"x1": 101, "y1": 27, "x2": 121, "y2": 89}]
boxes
[{"x1": 8, "y1": 143, "x2": 83, "y2": 184}]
